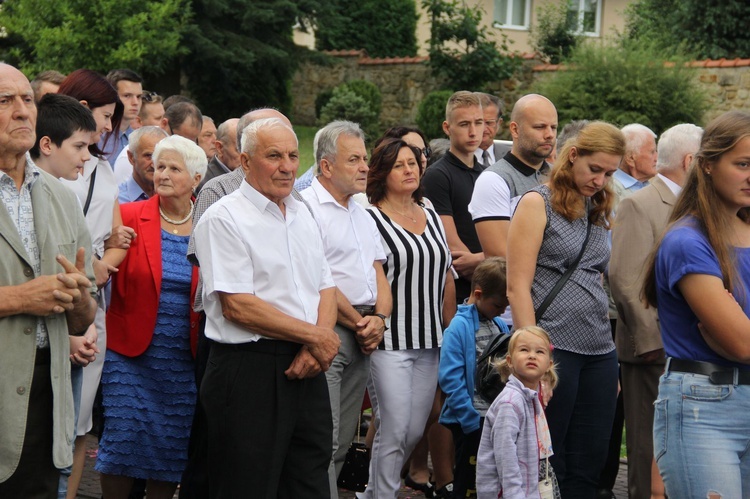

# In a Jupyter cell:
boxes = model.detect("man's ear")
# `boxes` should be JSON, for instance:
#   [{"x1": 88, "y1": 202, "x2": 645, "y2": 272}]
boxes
[
  {"x1": 127, "y1": 149, "x2": 135, "y2": 166},
  {"x1": 442, "y1": 120, "x2": 450, "y2": 138}
]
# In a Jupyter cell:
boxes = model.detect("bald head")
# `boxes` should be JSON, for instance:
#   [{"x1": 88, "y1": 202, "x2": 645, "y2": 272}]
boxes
[
  {"x1": 509, "y1": 94, "x2": 558, "y2": 168},
  {"x1": 236, "y1": 108, "x2": 292, "y2": 155}
]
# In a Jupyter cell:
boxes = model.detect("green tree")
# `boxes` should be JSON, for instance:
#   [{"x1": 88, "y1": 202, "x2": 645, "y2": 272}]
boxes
[
  {"x1": 625, "y1": 0, "x2": 750, "y2": 59},
  {"x1": 319, "y1": 85, "x2": 379, "y2": 139},
  {"x1": 0, "y1": 0, "x2": 189, "y2": 76},
  {"x1": 530, "y1": 0, "x2": 580, "y2": 64},
  {"x1": 423, "y1": 0, "x2": 519, "y2": 91},
  {"x1": 416, "y1": 89, "x2": 453, "y2": 140},
  {"x1": 532, "y1": 42, "x2": 707, "y2": 135},
  {"x1": 181, "y1": 0, "x2": 322, "y2": 120},
  {"x1": 316, "y1": 0, "x2": 417, "y2": 57}
]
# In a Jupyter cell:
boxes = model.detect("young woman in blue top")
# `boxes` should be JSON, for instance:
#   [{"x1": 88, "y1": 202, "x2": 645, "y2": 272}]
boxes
[{"x1": 644, "y1": 110, "x2": 750, "y2": 498}]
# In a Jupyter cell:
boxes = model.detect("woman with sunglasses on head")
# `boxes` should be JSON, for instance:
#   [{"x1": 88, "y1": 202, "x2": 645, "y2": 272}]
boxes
[{"x1": 644, "y1": 111, "x2": 750, "y2": 498}]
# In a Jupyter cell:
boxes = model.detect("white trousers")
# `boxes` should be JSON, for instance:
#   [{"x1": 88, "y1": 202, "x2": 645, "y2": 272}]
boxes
[
  {"x1": 76, "y1": 296, "x2": 106, "y2": 436},
  {"x1": 364, "y1": 348, "x2": 439, "y2": 498}
]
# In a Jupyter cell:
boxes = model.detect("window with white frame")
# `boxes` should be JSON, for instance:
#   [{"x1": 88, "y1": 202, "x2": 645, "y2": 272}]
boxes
[
  {"x1": 494, "y1": 0, "x2": 530, "y2": 30},
  {"x1": 568, "y1": 0, "x2": 601, "y2": 36}
]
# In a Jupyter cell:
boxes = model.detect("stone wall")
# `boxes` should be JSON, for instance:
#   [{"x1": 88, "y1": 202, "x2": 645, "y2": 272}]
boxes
[{"x1": 291, "y1": 52, "x2": 750, "y2": 129}]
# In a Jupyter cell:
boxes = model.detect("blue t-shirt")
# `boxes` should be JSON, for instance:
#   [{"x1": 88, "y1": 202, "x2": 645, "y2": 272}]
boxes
[{"x1": 655, "y1": 217, "x2": 750, "y2": 369}]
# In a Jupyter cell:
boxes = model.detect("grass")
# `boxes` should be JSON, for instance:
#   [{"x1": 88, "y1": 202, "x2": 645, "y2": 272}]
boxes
[{"x1": 296, "y1": 125, "x2": 317, "y2": 176}]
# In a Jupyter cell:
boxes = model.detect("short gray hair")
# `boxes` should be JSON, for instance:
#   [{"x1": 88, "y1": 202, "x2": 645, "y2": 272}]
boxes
[
  {"x1": 557, "y1": 120, "x2": 589, "y2": 151},
  {"x1": 313, "y1": 120, "x2": 365, "y2": 176},
  {"x1": 216, "y1": 119, "x2": 237, "y2": 147},
  {"x1": 656, "y1": 123, "x2": 703, "y2": 173},
  {"x1": 241, "y1": 118, "x2": 297, "y2": 156},
  {"x1": 621, "y1": 123, "x2": 657, "y2": 157},
  {"x1": 152, "y1": 134, "x2": 208, "y2": 178},
  {"x1": 128, "y1": 126, "x2": 168, "y2": 154}
]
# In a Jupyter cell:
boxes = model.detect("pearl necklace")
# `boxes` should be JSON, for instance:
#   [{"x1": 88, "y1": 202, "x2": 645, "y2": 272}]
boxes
[{"x1": 159, "y1": 200, "x2": 194, "y2": 234}]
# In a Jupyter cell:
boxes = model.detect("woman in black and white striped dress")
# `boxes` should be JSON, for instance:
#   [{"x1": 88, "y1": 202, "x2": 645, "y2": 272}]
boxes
[{"x1": 364, "y1": 138, "x2": 456, "y2": 498}]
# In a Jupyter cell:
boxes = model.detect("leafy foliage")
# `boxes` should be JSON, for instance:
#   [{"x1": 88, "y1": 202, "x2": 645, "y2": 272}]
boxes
[
  {"x1": 532, "y1": 42, "x2": 707, "y2": 135},
  {"x1": 319, "y1": 85, "x2": 379, "y2": 140},
  {"x1": 416, "y1": 89, "x2": 453, "y2": 140},
  {"x1": 530, "y1": 0, "x2": 580, "y2": 64},
  {"x1": 0, "y1": 0, "x2": 190, "y2": 76},
  {"x1": 316, "y1": 0, "x2": 417, "y2": 57},
  {"x1": 181, "y1": 0, "x2": 323, "y2": 120},
  {"x1": 423, "y1": 0, "x2": 519, "y2": 91},
  {"x1": 625, "y1": 0, "x2": 750, "y2": 59},
  {"x1": 345, "y1": 80, "x2": 382, "y2": 118}
]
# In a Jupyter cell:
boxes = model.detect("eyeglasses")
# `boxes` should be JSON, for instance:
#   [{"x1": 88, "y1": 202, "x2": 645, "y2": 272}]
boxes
[
  {"x1": 142, "y1": 91, "x2": 159, "y2": 103},
  {"x1": 421, "y1": 146, "x2": 432, "y2": 159}
]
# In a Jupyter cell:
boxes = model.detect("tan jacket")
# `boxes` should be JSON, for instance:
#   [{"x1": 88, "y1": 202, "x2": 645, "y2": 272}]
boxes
[
  {"x1": 610, "y1": 176, "x2": 675, "y2": 364},
  {"x1": 0, "y1": 168, "x2": 95, "y2": 481}
]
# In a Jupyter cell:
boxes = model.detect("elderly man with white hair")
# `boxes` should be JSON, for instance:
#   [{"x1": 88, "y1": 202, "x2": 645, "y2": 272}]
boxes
[
  {"x1": 194, "y1": 117, "x2": 340, "y2": 497},
  {"x1": 610, "y1": 123, "x2": 703, "y2": 499},
  {"x1": 612, "y1": 123, "x2": 659, "y2": 201}
]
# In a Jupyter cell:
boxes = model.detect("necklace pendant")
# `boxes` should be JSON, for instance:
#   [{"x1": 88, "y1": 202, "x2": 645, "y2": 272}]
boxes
[{"x1": 173, "y1": 228, "x2": 179, "y2": 234}]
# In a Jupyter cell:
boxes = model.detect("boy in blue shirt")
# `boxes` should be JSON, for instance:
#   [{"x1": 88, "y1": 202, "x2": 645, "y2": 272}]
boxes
[{"x1": 439, "y1": 257, "x2": 510, "y2": 498}]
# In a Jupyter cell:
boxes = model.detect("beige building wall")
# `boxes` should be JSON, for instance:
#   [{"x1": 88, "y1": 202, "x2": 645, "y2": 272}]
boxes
[{"x1": 415, "y1": 0, "x2": 631, "y2": 55}]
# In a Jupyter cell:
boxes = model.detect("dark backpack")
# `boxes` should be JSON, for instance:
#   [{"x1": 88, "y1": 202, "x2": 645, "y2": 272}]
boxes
[{"x1": 475, "y1": 331, "x2": 511, "y2": 404}]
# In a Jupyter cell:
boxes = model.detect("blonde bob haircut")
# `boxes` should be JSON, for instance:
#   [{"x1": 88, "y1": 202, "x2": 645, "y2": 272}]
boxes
[
  {"x1": 549, "y1": 121, "x2": 625, "y2": 227},
  {"x1": 495, "y1": 326, "x2": 558, "y2": 390}
]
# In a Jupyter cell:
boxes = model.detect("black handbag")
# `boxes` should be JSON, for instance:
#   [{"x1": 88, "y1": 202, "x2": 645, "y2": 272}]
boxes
[{"x1": 336, "y1": 412, "x2": 370, "y2": 492}]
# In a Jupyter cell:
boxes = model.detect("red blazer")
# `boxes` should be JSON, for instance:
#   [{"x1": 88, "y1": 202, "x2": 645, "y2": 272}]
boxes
[{"x1": 106, "y1": 195, "x2": 199, "y2": 357}]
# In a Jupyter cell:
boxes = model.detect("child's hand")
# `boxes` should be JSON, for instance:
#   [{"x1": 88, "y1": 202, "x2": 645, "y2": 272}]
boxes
[{"x1": 540, "y1": 380, "x2": 553, "y2": 408}]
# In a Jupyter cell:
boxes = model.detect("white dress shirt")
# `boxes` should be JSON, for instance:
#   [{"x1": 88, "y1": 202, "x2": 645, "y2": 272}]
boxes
[
  {"x1": 194, "y1": 180, "x2": 334, "y2": 344},
  {"x1": 474, "y1": 147, "x2": 496, "y2": 168},
  {"x1": 656, "y1": 173, "x2": 682, "y2": 196},
  {"x1": 302, "y1": 178, "x2": 385, "y2": 306},
  {"x1": 112, "y1": 147, "x2": 133, "y2": 185}
]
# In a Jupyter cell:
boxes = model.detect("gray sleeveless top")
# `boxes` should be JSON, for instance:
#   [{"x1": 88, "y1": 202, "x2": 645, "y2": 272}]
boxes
[{"x1": 530, "y1": 185, "x2": 614, "y2": 355}]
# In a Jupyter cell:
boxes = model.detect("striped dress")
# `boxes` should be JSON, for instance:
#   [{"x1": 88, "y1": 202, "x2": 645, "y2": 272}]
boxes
[{"x1": 367, "y1": 205, "x2": 452, "y2": 350}]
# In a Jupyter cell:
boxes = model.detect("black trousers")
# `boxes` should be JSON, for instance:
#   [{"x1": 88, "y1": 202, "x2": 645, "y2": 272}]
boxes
[
  {"x1": 446, "y1": 421, "x2": 483, "y2": 499},
  {"x1": 201, "y1": 340, "x2": 333, "y2": 499},
  {"x1": 0, "y1": 349, "x2": 59, "y2": 499}
]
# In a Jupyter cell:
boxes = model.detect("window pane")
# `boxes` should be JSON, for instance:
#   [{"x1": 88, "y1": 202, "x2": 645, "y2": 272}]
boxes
[
  {"x1": 495, "y1": 0, "x2": 508, "y2": 24},
  {"x1": 583, "y1": 0, "x2": 597, "y2": 33},
  {"x1": 511, "y1": 0, "x2": 526, "y2": 26}
]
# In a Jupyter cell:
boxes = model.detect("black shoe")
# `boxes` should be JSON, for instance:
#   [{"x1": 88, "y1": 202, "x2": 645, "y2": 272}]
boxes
[
  {"x1": 404, "y1": 474, "x2": 435, "y2": 497},
  {"x1": 435, "y1": 482, "x2": 454, "y2": 499}
]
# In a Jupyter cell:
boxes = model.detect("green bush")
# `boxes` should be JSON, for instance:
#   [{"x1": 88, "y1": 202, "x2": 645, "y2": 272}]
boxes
[
  {"x1": 531, "y1": 42, "x2": 707, "y2": 135},
  {"x1": 315, "y1": 89, "x2": 334, "y2": 119},
  {"x1": 319, "y1": 86, "x2": 379, "y2": 140},
  {"x1": 345, "y1": 80, "x2": 382, "y2": 118},
  {"x1": 416, "y1": 90, "x2": 453, "y2": 140},
  {"x1": 530, "y1": 0, "x2": 580, "y2": 64}
]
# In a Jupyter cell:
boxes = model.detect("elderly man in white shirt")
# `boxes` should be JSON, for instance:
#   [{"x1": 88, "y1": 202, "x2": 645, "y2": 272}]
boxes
[
  {"x1": 302, "y1": 121, "x2": 392, "y2": 497},
  {"x1": 194, "y1": 117, "x2": 340, "y2": 498}
]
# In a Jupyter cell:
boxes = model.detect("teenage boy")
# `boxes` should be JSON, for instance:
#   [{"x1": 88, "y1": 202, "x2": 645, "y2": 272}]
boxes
[
  {"x1": 438, "y1": 257, "x2": 510, "y2": 499},
  {"x1": 30, "y1": 93, "x2": 96, "y2": 181},
  {"x1": 421, "y1": 90, "x2": 486, "y2": 303}
]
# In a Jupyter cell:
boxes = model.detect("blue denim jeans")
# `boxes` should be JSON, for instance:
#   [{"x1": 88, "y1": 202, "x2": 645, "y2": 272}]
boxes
[{"x1": 654, "y1": 369, "x2": 750, "y2": 498}]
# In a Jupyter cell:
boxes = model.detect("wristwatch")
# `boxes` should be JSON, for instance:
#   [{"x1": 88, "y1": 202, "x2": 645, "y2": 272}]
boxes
[{"x1": 373, "y1": 313, "x2": 389, "y2": 331}]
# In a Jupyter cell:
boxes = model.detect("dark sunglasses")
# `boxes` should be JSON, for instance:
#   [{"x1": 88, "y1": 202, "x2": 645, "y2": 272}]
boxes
[{"x1": 142, "y1": 91, "x2": 159, "y2": 102}]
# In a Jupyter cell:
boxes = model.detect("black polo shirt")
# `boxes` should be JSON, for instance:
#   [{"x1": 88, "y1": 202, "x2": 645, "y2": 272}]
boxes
[{"x1": 422, "y1": 150, "x2": 485, "y2": 302}]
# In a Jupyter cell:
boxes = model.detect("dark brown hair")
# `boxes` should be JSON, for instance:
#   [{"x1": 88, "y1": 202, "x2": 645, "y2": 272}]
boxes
[
  {"x1": 58, "y1": 69, "x2": 123, "y2": 157},
  {"x1": 366, "y1": 138, "x2": 424, "y2": 205}
]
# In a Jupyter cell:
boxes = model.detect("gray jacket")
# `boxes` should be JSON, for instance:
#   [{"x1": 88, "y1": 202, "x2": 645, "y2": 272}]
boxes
[
  {"x1": 0, "y1": 167, "x2": 95, "y2": 480},
  {"x1": 477, "y1": 375, "x2": 545, "y2": 499}
]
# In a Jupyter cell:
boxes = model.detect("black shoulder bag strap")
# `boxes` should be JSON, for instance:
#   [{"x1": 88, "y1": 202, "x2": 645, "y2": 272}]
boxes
[
  {"x1": 534, "y1": 215, "x2": 593, "y2": 322},
  {"x1": 82, "y1": 166, "x2": 97, "y2": 216}
]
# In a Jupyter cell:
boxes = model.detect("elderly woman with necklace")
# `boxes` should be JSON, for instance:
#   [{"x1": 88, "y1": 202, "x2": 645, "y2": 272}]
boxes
[{"x1": 96, "y1": 135, "x2": 206, "y2": 499}]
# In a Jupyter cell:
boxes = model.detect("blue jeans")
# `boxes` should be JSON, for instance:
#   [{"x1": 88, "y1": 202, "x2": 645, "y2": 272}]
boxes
[
  {"x1": 654, "y1": 369, "x2": 750, "y2": 498},
  {"x1": 545, "y1": 348, "x2": 618, "y2": 499}
]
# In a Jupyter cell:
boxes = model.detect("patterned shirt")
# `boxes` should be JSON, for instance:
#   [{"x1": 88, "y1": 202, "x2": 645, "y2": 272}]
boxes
[{"x1": 0, "y1": 157, "x2": 47, "y2": 347}]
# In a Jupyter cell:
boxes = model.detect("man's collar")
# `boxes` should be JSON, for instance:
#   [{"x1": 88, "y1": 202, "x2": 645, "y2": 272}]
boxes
[
  {"x1": 212, "y1": 155, "x2": 231, "y2": 174},
  {"x1": 445, "y1": 150, "x2": 484, "y2": 172},
  {"x1": 503, "y1": 151, "x2": 549, "y2": 177},
  {"x1": 239, "y1": 179, "x2": 298, "y2": 216},
  {"x1": 310, "y1": 177, "x2": 354, "y2": 209},
  {"x1": 613, "y1": 168, "x2": 639, "y2": 188}
]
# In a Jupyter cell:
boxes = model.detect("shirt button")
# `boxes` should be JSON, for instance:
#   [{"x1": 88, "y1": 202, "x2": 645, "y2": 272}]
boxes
[
  {"x1": 24, "y1": 327, "x2": 32, "y2": 335},
  {"x1": 23, "y1": 268, "x2": 33, "y2": 277},
  {"x1": 16, "y1": 386, "x2": 25, "y2": 395}
]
